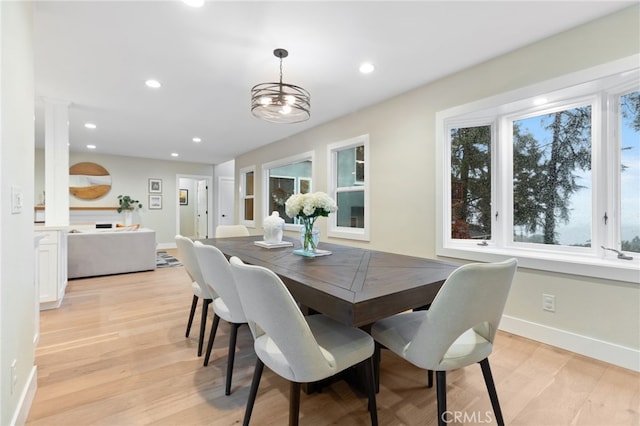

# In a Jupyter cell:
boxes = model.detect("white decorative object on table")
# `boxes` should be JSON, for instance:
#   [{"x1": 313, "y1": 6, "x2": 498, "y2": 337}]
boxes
[
  {"x1": 263, "y1": 211, "x2": 285, "y2": 243},
  {"x1": 285, "y1": 191, "x2": 337, "y2": 254}
]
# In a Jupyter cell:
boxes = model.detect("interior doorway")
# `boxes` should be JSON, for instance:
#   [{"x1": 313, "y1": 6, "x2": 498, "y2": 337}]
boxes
[
  {"x1": 177, "y1": 175, "x2": 212, "y2": 240},
  {"x1": 217, "y1": 176, "x2": 234, "y2": 226}
]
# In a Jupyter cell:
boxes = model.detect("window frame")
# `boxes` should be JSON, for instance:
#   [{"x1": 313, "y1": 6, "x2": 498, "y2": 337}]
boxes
[
  {"x1": 327, "y1": 134, "x2": 370, "y2": 241},
  {"x1": 606, "y1": 81, "x2": 640, "y2": 260},
  {"x1": 239, "y1": 165, "x2": 256, "y2": 228},
  {"x1": 435, "y1": 55, "x2": 639, "y2": 283},
  {"x1": 504, "y1": 94, "x2": 600, "y2": 252},
  {"x1": 262, "y1": 151, "x2": 314, "y2": 231}
]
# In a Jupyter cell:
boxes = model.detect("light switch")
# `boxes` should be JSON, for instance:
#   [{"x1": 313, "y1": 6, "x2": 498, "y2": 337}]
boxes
[{"x1": 11, "y1": 186, "x2": 23, "y2": 214}]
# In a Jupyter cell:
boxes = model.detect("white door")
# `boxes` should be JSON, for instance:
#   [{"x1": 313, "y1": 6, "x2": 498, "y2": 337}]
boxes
[
  {"x1": 196, "y1": 180, "x2": 208, "y2": 238},
  {"x1": 218, "y1": 177, "x2": 234, "y2": 226}
]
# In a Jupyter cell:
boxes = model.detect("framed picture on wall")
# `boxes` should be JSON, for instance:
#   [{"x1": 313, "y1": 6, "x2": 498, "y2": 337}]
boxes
[
  {"x1": 149, "y1": 195, "x2": 162, "y2": 209},
  {"x1": 179, "y1": 189, "x2": 188, "y2": 205},
  {"x1": 149, "y1": 178, "x2": 162, "y2": 193}
]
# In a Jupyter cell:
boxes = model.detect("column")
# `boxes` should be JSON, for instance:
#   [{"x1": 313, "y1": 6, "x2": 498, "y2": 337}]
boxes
[{"x1": 43, "y1": 98, "x2": 70, "y2": 226}]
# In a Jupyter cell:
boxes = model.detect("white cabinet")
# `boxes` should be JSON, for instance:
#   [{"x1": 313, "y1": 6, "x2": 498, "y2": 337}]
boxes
[{"x1": 35, "y1": 228, "x2": 68, "y2": 310}]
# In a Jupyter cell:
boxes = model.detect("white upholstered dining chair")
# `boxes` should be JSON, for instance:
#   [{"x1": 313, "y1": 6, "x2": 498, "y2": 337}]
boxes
[
  {"x1": 229, "y1": 256, "x2": 379, "y2": 426},
  {"x1": 371, "y1": 258, "x2": 517, "y2": 426},
  {"x1": 193, "y1": 241, "x2": 247, "y2": 395},
  {"x1": 215, "y1": 225, "x2": 250, "y2": 238},
  {"x1": 175, "y1": 235, "x2": 217, "y2": 357}
]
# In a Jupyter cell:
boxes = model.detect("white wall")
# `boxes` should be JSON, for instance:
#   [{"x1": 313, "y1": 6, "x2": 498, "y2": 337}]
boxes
[
  {"x1": 35, "y1": 149, "x2": 214, "y2": 246},
  {"x1": 1, "y1": 1, "x2": 38, "y2": 424},
  {"x1": 213, "y1": 159, "x2": 235, "y2": 230},
  {"x1": 235, "y1": 6, "x2": 640, "y2": 370},
  {"x1": 178, "y1": 177, "x2": 196, "y2": 238}
]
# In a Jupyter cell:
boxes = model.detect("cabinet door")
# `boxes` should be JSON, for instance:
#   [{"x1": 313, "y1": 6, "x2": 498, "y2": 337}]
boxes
[
  {"x1": 58, "y1": 231, "x2": 68, "y2": 298},
  {"x1": 38, "y1": 243, "x2": 58, "y2": 303}
]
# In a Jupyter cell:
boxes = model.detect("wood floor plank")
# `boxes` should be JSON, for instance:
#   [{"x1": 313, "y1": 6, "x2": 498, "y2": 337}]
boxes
[{"x1": 26, "y1": 258, "x2": 640, "y2": 425}]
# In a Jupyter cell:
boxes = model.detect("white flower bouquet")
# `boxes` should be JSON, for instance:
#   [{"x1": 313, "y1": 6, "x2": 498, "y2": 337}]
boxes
[
  {"x1": 285, "y1": 192, "x2": 337, "y2": 252},
  {"x1": 285, "y1": 191, "x2": 337, "y2": 220}
]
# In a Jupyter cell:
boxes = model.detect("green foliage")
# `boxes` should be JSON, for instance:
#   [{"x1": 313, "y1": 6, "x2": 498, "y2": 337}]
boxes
[
  {"x1": 512, "y1": 107, "x2": 591, "y2": 245},
  {"x1": 117, "y1": 195, "x2": 142, "y2": 213},
  {"x1": 513, "y1": 123, "x2": 546, "y2": 235},
  {"x1": 621, "y1": 91, "x2": 640, "y2": 132},
  {"x1": 621, "y1": 236, "x2": 640, "y2": 253},
  {"x1": 450, "y1": 126, "x2": 492, "y2": 237}
]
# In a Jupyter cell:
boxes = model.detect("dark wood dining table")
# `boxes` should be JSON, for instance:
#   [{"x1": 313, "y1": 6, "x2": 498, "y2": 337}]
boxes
[{"x1": 200, "y1": 235, "x2": 459, "y2": 328}]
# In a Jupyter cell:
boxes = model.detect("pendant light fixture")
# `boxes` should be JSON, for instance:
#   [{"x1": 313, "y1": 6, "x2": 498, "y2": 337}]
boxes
[{"x1": 251, "y1": 48, "x2": 310, "y2": 124}]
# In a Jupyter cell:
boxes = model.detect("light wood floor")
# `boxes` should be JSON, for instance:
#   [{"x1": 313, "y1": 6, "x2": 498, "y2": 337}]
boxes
[{"x1": 27, "y1": 252, "x2": 640, "y2": 425}]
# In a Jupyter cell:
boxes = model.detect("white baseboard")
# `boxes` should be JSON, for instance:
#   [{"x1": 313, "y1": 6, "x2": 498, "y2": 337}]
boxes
[
  {"x1": 500, "y1": 315, "x2": 639, "y2": 372},
  {"x1": 157, "y1": 242, "x2": 177, "y2": 250},
  {"x1": 10, "y1": 365, "x2": 37, "y2": 426}
]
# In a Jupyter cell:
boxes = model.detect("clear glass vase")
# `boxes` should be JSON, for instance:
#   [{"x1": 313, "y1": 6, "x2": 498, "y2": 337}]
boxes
[
  {"x1": 123, "y1": 210, "x2": 133, "y2": 226},
  {"x1": 300, "y1": 219, "x2": 320, "y2": 252}
]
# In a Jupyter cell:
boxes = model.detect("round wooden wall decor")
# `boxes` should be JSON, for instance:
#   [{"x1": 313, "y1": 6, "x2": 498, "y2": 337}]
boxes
[{"x1": 69, "y1": 162, "x2": 112, "y2": 200}]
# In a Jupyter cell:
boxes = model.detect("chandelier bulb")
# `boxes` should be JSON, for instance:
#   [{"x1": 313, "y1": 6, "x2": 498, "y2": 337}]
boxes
[
  {"x1": 260, "y1": 96, "x2": 272, "y2": 106},
  {"x1": 280, "y1": 104, "x2": 292, "y2": 115}
]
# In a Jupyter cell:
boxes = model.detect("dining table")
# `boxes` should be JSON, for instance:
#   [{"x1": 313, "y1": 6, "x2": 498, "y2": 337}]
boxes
[{"x1": 199, "y1": 235, "x2": 459, "y2": 328}]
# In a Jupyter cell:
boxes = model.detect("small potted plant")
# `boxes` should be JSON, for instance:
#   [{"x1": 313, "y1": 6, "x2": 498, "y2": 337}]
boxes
[
  {"x1": 117, "y1": 195, "x2": 142, "y2": 226},
  {"x1": 117, "y1": 195, "x2": 142, "y2": 213}
]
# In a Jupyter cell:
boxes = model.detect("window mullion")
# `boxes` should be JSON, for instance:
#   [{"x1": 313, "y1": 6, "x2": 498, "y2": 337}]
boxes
[
  {"x1": 594, "y1": 92, "x2": 613, "y2": 254},
  {"x1": 496, "y1": 117, "x2": 511, "y2": 250}
]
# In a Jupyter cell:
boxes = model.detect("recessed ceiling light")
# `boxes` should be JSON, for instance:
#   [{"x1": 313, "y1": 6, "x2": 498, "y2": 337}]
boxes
[
  {"x1": 359, "y1": 62, "x2": 375, "y2": 74},
  {"x1": 84, "y1": 123, "x2": 97, "y2": 129},
  {"x1": 171, "y1": 153, "x2": 179, "y2": 157},
  {"x1": 86, "y1": 144, "x2": 96, "y2": 149},
  {"x1": 192, "y1": 137, "x2": 202, "y2": 143},
  {"x1": 182, "y1": 0, "x2": 204, "y2": 7},
  {"x1": 145, "y1": 79, "x2": 162, "y2": 89}
]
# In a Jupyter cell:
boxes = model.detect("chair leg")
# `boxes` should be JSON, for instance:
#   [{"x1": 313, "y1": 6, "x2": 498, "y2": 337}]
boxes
[
  {"x1": 185, "y1": 295, "x2": 198, "y2": 337},
  {"x1": 436, "y1": 371, "x2": 447, "y2": 426},
  {"x1": 243, "y1": 358, "x2": 264, "y2": 426},
  {"x1": 479, "y1": 358, "x2": 505, "y2": 426},
  {"x1": 289, "y1": 381, "x2": 301, "y2": 426},
  {"x1": 197, "y1": 298, "x2": 212, "y2": 357},
  {"x1": 203, "y1": 314, "x2": 220, "y2": 367},
  {"x1": 225, "y1": 323, "x2": 241, "y2": 395},
  {"x1": 427, "y1": 369, "x2": 433, "y2": 388},
  {"x1": 373, "y1": 342, "x2": 381, "y2": 393},
  {"x1": 362, "y1": 357, "x2": 379, "y2": 426}
]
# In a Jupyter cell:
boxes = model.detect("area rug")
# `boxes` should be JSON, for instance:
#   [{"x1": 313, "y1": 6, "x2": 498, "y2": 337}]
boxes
[{"x1": 156, "y1": 251, "x2": 182, "y2": 268}]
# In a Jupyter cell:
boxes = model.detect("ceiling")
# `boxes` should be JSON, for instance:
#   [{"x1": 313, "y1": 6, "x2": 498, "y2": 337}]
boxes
[{"x1": 33, "y1": 1, "x2": 635, "y2": 165}]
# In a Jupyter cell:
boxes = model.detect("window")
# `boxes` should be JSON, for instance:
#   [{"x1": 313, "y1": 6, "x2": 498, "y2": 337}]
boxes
[
  {"x1": 436, "y1": 57, "x2": 639, "y2": 282},
  {"x1": 240, "y1": 166, "x2": 255, "y2": 226},
  {"x1": 262, "y1": 152, "x2": 313, "y2": 228},
  {"x1": 328, "y1": 135, "x2": 370, "y2": 241},
  {"x1": 619, "y1": 90, "x2": 640, "y2": 254},
  {"x1": 450, "y1": 125, "x2": 492, "y2": 240},
  {"x1": 511, "y1": 103, "x2": 593, "y2": 247}
]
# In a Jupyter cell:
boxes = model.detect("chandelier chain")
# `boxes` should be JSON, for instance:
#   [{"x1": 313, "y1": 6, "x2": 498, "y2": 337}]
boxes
[{"x1": 279, "y1": 57, "x2": 284, "y2": 85}]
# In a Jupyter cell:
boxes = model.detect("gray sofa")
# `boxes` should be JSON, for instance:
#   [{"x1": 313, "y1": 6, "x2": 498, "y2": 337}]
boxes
[{"x1": 67, "y1": 228, "x2": 156, "y2": 279}]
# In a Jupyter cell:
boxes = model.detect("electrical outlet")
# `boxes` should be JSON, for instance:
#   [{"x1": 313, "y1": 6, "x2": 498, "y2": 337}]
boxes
[
  {"x1": 542, "y1": 293, "x2": 556, "y2": 312},
  {"x1": 11, "y1": 186, "x2": 23, "y2": 214},
  {"x1": 10, "y1": 359, "x2": 17, "y2": 395}
]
